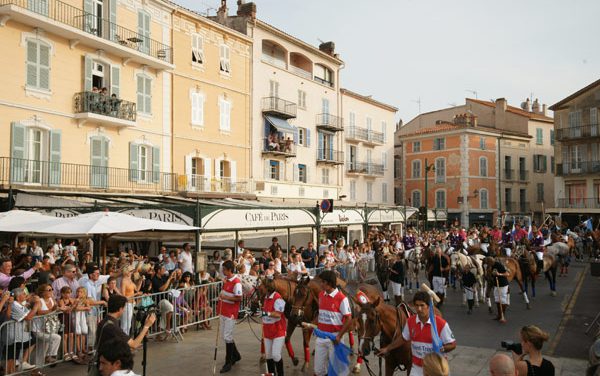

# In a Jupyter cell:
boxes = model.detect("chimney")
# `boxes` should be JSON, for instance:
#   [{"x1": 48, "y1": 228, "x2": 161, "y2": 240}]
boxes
[
  {"x1": 495, "y1": 98, "x2": 507, "y2": 128},
  {"x1": 521, "y1": 98, "x2": 531, "y2": 112},
  {"x1": 236, "y1": 0, "x2": 256, "y2": 19},
  {"x1": 319, "y1": 41, "x2": 335, "y2": 56},
  {"x1": 216, "y1": 0, "x2": 228, "y2": 23},
  {"x1": 532, "y1": 98, "x2": 540, "y2": 113},
  {"x1": 496, "y1": 98, "x2": 507, "y2": 112},
  {"x1": 542, "y1": 104, "x2": 547, "y2": 116}
]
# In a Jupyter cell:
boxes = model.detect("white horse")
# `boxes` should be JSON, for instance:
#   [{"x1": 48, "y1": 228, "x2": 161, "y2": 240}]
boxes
[
  {"x1": 405, "y1": 246, "x2": 422, "y2": 292},
  {"x1": 450, "y1": 252, "x2": 485, "y2": 306}
]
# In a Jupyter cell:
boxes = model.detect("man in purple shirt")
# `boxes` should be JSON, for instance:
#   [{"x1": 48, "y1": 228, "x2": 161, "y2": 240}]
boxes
[
  {"x1": 52, "y1": 264, "x2": 80, "y2": 299},
  {"x1": 0, "y1": 258, "x2": 41, "y2": 290}
]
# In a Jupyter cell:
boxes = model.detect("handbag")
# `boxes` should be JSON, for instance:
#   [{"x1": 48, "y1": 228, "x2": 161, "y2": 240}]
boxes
[
  {"x1": 44, "y1": 314, "x2": 62, "y2": 334},
  {"x1": 87, "y1": 319, "x2": 114, "y2": 376}
]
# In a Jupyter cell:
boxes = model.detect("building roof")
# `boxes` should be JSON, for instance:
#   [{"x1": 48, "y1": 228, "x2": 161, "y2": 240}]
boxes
[
  {"x1": 467, "y1": 98, "x2": 553, "y2": 123},
  {"x1": 401, "y1": 121, "x2": 531, "y2": 139},
  {"x1": 340, "y1": 88, "x2": 398, "y2": 112},
  {"x1": 549, "y1": 78, "x2": 600, "y2": 111}
]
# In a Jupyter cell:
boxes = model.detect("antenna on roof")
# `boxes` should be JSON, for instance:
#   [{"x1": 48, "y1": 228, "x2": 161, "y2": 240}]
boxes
[
  {"x1": 465, "y1": 89, "x2": 478, "y2": 99},
  {"x1": 412, "y1": 97, "x2": 422, "y2": 114},
  {"x1": 317, "y1": 38, "x2": 325, "y2": 44}
]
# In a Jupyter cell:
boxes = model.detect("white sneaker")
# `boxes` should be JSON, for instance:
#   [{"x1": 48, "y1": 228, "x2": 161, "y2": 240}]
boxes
[{"x1": 20, "y1": 361, "x2": 36, "y2": 371}]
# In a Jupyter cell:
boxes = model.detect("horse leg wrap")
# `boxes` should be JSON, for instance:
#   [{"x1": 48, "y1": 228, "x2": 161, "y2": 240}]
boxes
[
  {"x1": 467, "y1": 299, "x2": 474, "y2": 312},
  {"x1": 348, "y1": 331, "x2": 355, "y2": 347},
  {"x1": 304, "y1": 346, "x2": 310, "y2": 363},
  {"x1": 523, "y1": 292, "x2": 530, "y2": 305},
  {"x1": 285, "y1": 340, "x2": 295, "y2": 359},
  {"x1": 357, "y1": 356, "x2": 363, "y2": 364},
  {"x1": 261, "y1": 339, "x2": 265, "y2": 355}
]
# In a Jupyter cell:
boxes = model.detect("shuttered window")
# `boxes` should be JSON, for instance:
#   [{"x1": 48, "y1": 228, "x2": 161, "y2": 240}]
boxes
[
  {"x1": 136, "y1": 75, "x2": 152, "y2": 114},
  {"x1": 435, "y1": 190, "x2": 446, "y2": 209},
  {"x1": 191, "y1": 92, "x2": 204, "y2": 126},
  {"x1": 129, "y1": 143, "x2": 159, "y2": 183},
  {"x1": 435, "y1": 158, "x2": 446, "y2": 183},
  {"x1": 220, "y1": 44, "x2": 230, "y2": 73},
  {"x1": 192, "y1": 34, "x2": 204, "y2": 64},
  {"x1": 382, "y1": 183, "x2": 388, "y2": 203},
  {"x1": 138, "y1": 11, "x2": 150, "y2": 53},
  {"x1": 219, "y1": 98, "x2": 231, "y2": 131},
  {"x1": 26, "y1": 39, "x2": 50, "y2": 90},
  {"x1": 480, "y1": 157, "x2": 488, "y2": 177}
]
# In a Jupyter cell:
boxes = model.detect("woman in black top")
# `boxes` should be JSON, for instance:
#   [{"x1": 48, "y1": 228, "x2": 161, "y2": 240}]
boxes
[{"x1": 513, "y1": 325, "x2": 555, "y2": 376}]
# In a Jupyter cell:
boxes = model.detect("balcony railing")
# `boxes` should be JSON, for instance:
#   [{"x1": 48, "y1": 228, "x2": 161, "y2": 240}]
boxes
[
  {"x1": 316, "y1": 149, "x2": 344, "y2": 164},
  {"x1": 556, "y1": 198, "x2": 600, "y2": 209},
  {"x1": 345, "y1": 162, "x2": 385, "y2": 176},
  {"x1": 519, "y1": 202, "x2": 531, "y2": 213},
  {"x1": 316, "y1": 113, "x2": 343, "y2": 132},
  {"x1": 504, "y1": 201, "x2": 518, "y2": 212},
  {"x1": 555, "y1": 123, "x2": 600, "y2": 141},
  {"x1": 519, "y1": 169, "x2": 529, "y2": 181},
  {"x1": 261, "y1": 97, "x2": 297, "y2": 119},
  {"x1": 503, "y1": 168, "x2": 528, "y2": 181},
  {"x1": 0, "y1": 0, "x2": 172, "y2": 63},
  {"x1": 183, "y1": 175, "x2": 250, "y2": 194},
  {"x1": 74, "y1": 92, "x2": 136, "y2": 122},
  {"x1": 503, "y1": 168, "x2": 514, "y2": 180},
  {"x1": 314, "y1": 76, "x2": 334, "y2": 87},
  {"x1": 556, "y1": 161, "x2": 600, "y2": 176},
  {"x1": 346, "y1": 126, "x2": 384, "y2": 144},
  {"x1": 262, "y1": 138, "x2": 296, "y2": 158},
  {"x1": 289, "y1": 65, "x2": 312, "y2": 79},
  {"x1": 261, "y1": 54, "x2": 287, "y2": 69}
]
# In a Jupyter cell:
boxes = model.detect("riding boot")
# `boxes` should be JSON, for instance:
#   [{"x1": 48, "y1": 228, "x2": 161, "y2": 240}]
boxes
[
  {"x1": 275, "y1": 360, "x2": 284, "y2": 376},
  {"x1": 394, "y1": 295, "x2": 403, "y2": 307},
  {"x1": 467, "y1": 299, "x2": 474, "y2": 314},
  {"x1": 231, "y1": 341, "x2": 242, "y2": 364},
  {"x1": 436, "y1": 293, "x2": 444, "y2": 308},
  {"x1": 266, "y1": 359, "x2": 275, "y2": 375},
  {"x1": 220, "y1": 343, "x2": 233, "y2": 373}
]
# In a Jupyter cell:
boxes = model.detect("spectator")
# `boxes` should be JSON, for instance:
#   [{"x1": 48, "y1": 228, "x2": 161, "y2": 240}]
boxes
[
  {"x1": 422, "y1": 352, "x2": 449, "y2": 376},
  {"x1": 7, "y1": 287, "x2": 39, "y2": 373},
  {"x1": 120, "y1": 266, "x2": 142, "y2": 336},
  {"x1": 98, "y1": 338, "x2": 139, "y2": 376},
  {"x1": 58, "y1": 285, "x2": 76, "y2": 361},
  {"x1": 512, "y1": 325, "x2": 555, "y2": 376},
  {"x1": 52, "y1": 238, "x2": 63, "y2": 254},
  {"x1": 151, "y1": 265, "x2": 177, "y2": 339},
  {"x1": 197, "y1": 282, "x2": 213, "y2": 330},
  {"x1": 74, "y1": 286, "x2": 92, "y2": 360},
  {"x1": 288, "y1": 253, "x2": 307, "y2": 275},
  {"x1": 0, "y1": 257, "x2": 41, "y2": 290},
  {"x1": 78, "y1": 263, "x2": 111, "y2": 351},
  {"x1": 102, "y1": 277, "x2": 122, "y2": 302},
  {"x1": 33, "y1": 283, "x2": 62, "y2": 365},
  {"x1": 52, "y1": 264, "x2": 79, "y2": 300},
  {"x1": 157, "y1": 246, "x2": 168, "y2": 262},
  {"x1": 249, "y1": 262, "x2": 261, "y2": 277},
  {"x1": 45, "y1": 245, "x2": 56, "y2": 264},
  {"x1": 489, "y1": 353, "x2": 517, "y2": 376},
  {"x1": 178, "y1": 243, "x2": 194, "y2": 274},
  {"x1": 301, "y1": 242, "x2": 317, "y2": 269},
  {"x1": 264, "y1": 261, "x2": 276, "y2": 277},
  {"x1": 269, "y1": 237, "x2": 279, "y2": 255},
  {"x1": 164, "y1": 251, "x2": 177, "y2": 272},
  {"x1": 259, "y1": 249, "x2": 272, "y2": 272},
  {"x1": 29, "y1": 240, "x2": 44, "y2": 262}
]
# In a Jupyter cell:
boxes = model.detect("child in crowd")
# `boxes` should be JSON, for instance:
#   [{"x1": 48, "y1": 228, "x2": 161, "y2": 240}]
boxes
[
  {"x1": 58, "y1": 286, "x2": 75, "y2": 361},
  {"x1": 74, "y1": 286, "x2": 91, "y2": 360}
]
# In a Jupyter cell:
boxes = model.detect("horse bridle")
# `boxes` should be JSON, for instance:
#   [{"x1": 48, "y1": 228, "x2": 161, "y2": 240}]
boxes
[{"x1": 290, "y1": 282, "x2": 314, "y2": 325}]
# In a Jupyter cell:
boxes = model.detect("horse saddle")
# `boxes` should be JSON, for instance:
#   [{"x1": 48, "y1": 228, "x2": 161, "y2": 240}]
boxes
[{"x1": 398, "y1": 302, "x2": 414, "y2": 318}]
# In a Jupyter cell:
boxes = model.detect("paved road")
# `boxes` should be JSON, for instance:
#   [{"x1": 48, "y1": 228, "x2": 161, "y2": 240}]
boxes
[{"x1": 44, "y1": 260, "x2": 593, "y2": 375}]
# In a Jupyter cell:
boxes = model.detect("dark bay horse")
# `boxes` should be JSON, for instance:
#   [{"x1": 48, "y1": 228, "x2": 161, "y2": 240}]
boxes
[{"x1": 482, "y1": 256, "x2": 531, "y2": 310}]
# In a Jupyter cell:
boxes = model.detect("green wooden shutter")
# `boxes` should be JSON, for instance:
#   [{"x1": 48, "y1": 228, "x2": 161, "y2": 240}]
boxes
[
  {"x1": 26, "y1": 40, "x2": 38, "y2": 87},
  {"x1": 84, "y1": 55, "x2": 93, "y2": 91},
  {"x1": 10, "y1": 122, "x2": 26, "y2": 183},
  {"x1": 83, "y1": 0, "x2": 93, "y2": 32},
  {"x1": 145, "y1": 77, "x2": 151, "y2": 114},
  {"x1": 129, "y1": 142, "x2": 139, "y2": 181},
  {"x1": 152, "y1": 146, "x2": 160, "y2": 183},
  {"x1": 109, "y1": 0, "x2": 117, "y2": 41},
  {"x1": 48, "y1": 129, "x2": 61, "y2": 186},
  {"x1": 90, "y1": 137, "x2": 106, "y2": 188},
  {"x1": 136, "y1": 75, "x2": 144, "y2": 113},
  {"x1": 39, "y1": 43, "x2": 50, "y2": 90},
  {"x1": 138, "y1": 11, "x2": 150, "y2": 54},
  {"x1": 110, "y1": 65, "x2": 120, "y2": 96}
]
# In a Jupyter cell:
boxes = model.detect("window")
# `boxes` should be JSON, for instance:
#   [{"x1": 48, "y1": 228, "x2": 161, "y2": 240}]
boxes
[
  {"x1": 568, "y1": 110, "x2": 582, "y2": 128},
  {"x1": 89, "y1": 135, "x2": 108, "y2": 188},
  {"x1": 394, "y1": 159, "x2": 401, "y2": 179},
  {"x1": 536, "y1": 128, "x2": 543, "y2": 145},
  {"x1": 10, "y1": 123, "x2": 61, "y2": 185},
  {"x1": 382, "y1": 121, "x2": 387, "y2": 142},
  {"x1": 269, "y1": 160, "x2": 280, "y2": 180},
  {"x1": 413, "y1": 141, "x2": 421, "y2": 152},
  {"x1": 537, "y1": 183, "x2": 544, "y2": 203},
  {"x1": 550, "y1": 129, "x2": 555, "y2": 146},
  {"x1": 533, "y1": 154, "x2": 547, "y2": 173},
  {"x1": 321, "y1": 168, "x2": 330, "y2": 184},
  {"x1": 382, "y1": 151, "x2": 388, "y2": 170},
  {"x1": 136, "y1": 74, "x2": 152, "y2": 114},
  {"x1": 191, "y1": 92, "x2": 204, "y2": 126},
  {"x1": 412, "y1": 190, "x2": 421, "y2": 207},
  {"x1": 382, "y1": 183, "x2": 388, "y2": 202},
  {"x1": 138, "y1": 145, "x2": 149, "y2": 181},
  {"x1": 479, "y1": 157, "x2": 488, "y2": 177},
  {"x1": 412, "y1": 160, "x2": 421, "y2": 178},
  {"x1": 479, "y1": 137, "x2": 485, "y2": 150},
  {"x1": 269, "y1": 80, "x2": 279, "y2": 98},
  {"x1": 349, "y1": 112, "x2": 356, "y2": 128},
  {"x1": 367, "y1": 182, "x2": 373, "y2": 201},
  {"x1": 129, "y1": 143, "x2": 159, "y2": 183},
  {"x1": 480, "y1": 189, "x2": 488, "y2": 209},
  {"x1": 26, "y1": 39, "x2": 50, "y2": 91},
  {"x1": 591, "y1": 108, "x2": 598, "y2": 126},
  {"x1": 551, "y1": 156, "x2": 555, "y2": 173},
  {"x1": 219, "y1": 44, "x2": 230, "y2": 73},
  {"x1": 298, "y1": 90, "x2": 306, "y2": 109},
  {"x1": 314, "y1": 64, "x2": 333, "y2": 86},
  {"x1": 366, "y1": 117, "x2": 372, "y2": 132},
  {"x1": 350, "y1": 180, "x2": 356, "y2": 200},
  {"x1": 219, "y1": 98, "x2": 231, "y2": 131},
  {"x1": 435, "y1": 158, "x2": 445, "y2": 183},
  {"x1": 137, "y1": 11, "x2": 150, "y2": 53},
  {"x1": 298, "y1": 128, "x2": 305, "y2": 146},
  {"x1": 192, "y1": 34, "x2": 204, "y2": 64},
  {"x1": 298, "y1": 164, "x2": 307, "y2": 183},
  {"x1": 435, "y1": 190, "x2": 446, "y2": 209},
  {"x1": 433, "y1": 138, "x2": 445, "y2": 151}
]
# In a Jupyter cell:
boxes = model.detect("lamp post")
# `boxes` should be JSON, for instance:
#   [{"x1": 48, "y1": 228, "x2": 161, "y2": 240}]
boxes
[{"x1": 424, "y1": 158, "x2": 435, "y2": 231}]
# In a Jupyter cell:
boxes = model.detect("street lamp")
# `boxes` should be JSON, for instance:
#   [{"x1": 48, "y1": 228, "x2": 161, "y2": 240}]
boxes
[{"x1": 424, "y1": 158, "x2": 435, "y2": 231}]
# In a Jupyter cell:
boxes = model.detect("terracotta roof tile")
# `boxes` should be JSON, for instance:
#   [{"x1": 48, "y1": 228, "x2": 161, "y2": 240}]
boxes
[{"x1": 467, "y1": 98, "x2": 553, "y2": 122}]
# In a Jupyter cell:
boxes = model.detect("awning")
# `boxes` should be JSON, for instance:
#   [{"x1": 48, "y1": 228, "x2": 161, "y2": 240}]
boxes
[{"x1": 265, "y1": 115, "x2": 297, "y2": 134}]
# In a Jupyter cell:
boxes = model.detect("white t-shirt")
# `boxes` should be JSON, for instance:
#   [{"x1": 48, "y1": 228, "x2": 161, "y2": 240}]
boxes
[
  {"x1": 30, "y1": 246, "x2": 44, "y2": 258},
  {"x1": 178, "y1": 251, "x2": 193, "y2": 273},
  {"x1": 288, "y1": 261, "x2": 306, "y2": 273}
]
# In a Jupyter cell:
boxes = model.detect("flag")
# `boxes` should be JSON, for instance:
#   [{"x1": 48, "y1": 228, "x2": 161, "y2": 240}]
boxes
[
  {"x1": 585, "y1": 218, "x2": 593, "y2": 231},
  {"x1": 527, "y1": 223, "x2": 533, "y2": 240},
  {"x1": 312, "y1": 328, "x2": 352, "y2": 376},
  {"x1": 429, "y1": 298, "x2": 443, "y2": 354},
  {"x1": 511, "y1": 217, "x2": 516, "y2": 237}
]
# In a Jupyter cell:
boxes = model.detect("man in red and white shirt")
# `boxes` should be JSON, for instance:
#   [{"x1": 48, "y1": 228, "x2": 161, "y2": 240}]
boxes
[
  {"x1": 218, "y1": 260, "x2": 243, "y2": 373},
  {"x1": 314, "y1": 270, "x2": 353, "y2": 376},
  {"x1": 262, "y1": 282, "x2": 287, "y2": 376},
  {"x1": 378, "y1": 291, "x2": 456, "y2": 376}
]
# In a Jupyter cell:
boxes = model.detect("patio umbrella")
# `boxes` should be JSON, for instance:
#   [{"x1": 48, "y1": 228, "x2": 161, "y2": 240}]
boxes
[{"x1": 0, "y1": 210, "x2": 58, "y2": 232}]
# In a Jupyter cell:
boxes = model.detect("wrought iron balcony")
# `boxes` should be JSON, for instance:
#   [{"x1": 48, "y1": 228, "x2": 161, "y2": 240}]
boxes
[
  {"x1": 262, "y1": 137, "x2": 296, "y2": 158},
  {"x1": 314, "y1": 76, "x2": 333, "y2": 87},
  {"x1": 503, "y1": 168, "x2": 514, "y2": 180},
  {"x1": 0, "y1": 0, "x2": 173, "y2": 68},
  {"x1": 555, "y1": 123, "x2": 600, "y2": 141},
  {"x1": 345, "y1": 126, "x2": 384, "y2": 145},
  {"x1": 519, "y1": 169, "x2": 529, "y2": 181},
  {"x1": 556, "y1": 198, "x2": 600, "y2": 209},
  {"x1": 261, "y1": 97, "x2": 297, "y2": 119},
  {"x1": 503, "y1": 201, "x2": 518, "y2": 213},
  {"x1": 74, "y1": 92, "x2": 136, "y2": 127},
  {"x1": 519, "y1": 202, "x2": 531, "y2": 213},
  {"x1": 556, "y1": 161, "x2": 600, "y2": 176},
  {"x1": 503, "y1": 168, "x2": 528, "y2": 182},
  {"x1": 345, "y1": 162, "x2": 384, "y2": 176},
  {"x1": 316, "y1": 149, "x2": 344, "y2": 165},
  {"x1": 316, "y1": 113, "x2": 343, "y2": 132},
  {"x1": 182, "y1": 175, "x2": 251, "y2": 194}
]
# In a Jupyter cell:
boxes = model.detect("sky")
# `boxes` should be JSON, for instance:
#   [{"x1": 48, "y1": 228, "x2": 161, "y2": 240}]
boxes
[{"x1": 177, "y1": 0, "x2": 600, "y2": 123}]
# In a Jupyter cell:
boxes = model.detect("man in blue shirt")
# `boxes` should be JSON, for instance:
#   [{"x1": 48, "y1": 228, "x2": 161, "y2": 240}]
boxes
[{"x1": 301, "y1": 242, "x2": 317, "y2": 269}]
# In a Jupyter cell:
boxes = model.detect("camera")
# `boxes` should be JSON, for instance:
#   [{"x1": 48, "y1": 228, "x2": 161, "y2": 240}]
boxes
[
  {"x1": 134, "y1": 304, "x2": 157, "y2": 325},
  {"x1": 501, "y1": 340, "x2": 523, "y2": 355}
]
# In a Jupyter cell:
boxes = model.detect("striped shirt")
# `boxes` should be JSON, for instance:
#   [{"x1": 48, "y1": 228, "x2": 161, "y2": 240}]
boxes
[{"x1": 317, "y1": 288, "x2": 351, "y2": 333}]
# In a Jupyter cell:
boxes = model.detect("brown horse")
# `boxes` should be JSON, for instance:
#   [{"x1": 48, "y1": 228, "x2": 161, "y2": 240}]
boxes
[
  {"x1": 482, "y1": 256, "x2": 531, "y2": 310},
  {"x1": 513, "y1": 243, "x2": 538, "y2": 298}
]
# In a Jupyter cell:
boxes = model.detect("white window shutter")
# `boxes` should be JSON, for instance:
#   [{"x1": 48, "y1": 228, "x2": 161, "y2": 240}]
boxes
[
  {"x1": 264, "y1": 160, "x2": 270, "y2": 180},
  {"x1": 203, "y1": 158, "x2": 212, "y2": 190},
  {"x1": 144, "y1": 77, "x2": 152, "y2": 114},
  {"x1": 110, "y1": 65, "x2": 120, "y2": 97},
  {"x1": 109, "y1": 0, "x2": 117, "y2": 40},
  {"x1": 191, "y1": 93, "x2": 199, "y2": 124},
  {"x1": 49, "y1": 129, "x2": 61, "y2": 185},
  {"x1": 136, "y1": 76, "x2": 144, "y2": 112},
  {"x1": 129, "y1": 142, "x2": 139, "y2": 181},
  {"x1": 84, "y1": 55, "x2": 93, "y2": 91},
  {"x1": 10, "y1": 122, "x2": 26, "y2": 183},
  {"x1": 26, "y1": 41, "x2": 38, "y2": 87},
  {"x1": 293, "y1": 163, "x2": 298, "y2": 182},
  {"x1": 152, "y1": 147, "x2": 160, "y2": 183},
  {"x1": 38, "y1": 44, "x2": 50, "y2": 90}
]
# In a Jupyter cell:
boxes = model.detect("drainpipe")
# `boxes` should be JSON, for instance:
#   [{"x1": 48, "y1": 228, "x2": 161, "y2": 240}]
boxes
[
  {"x1": 337, "y1": 63, "x2": 345, "y2": 197},
  {"x1": 170, "y1": 9, "x2": 176, "y2": 184},
  {"x1": 497, "y1": 134, "x2": 502, "y2": 227},
  {"x1": 248, "y1": 26, "x2": 254, "y2": 192}
]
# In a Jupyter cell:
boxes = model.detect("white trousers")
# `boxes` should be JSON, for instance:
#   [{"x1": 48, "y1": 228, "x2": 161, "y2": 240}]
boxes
[
  {"x1": 121, "y1": 302, "x2": 133, "y2": 335},
  {"x1": 494, "y1": 285, "x2": 509, "y2": 304},
  {"x1": 220, "y1": 316, "x2": 236, "y2": 343},
  {"x1": 314, "y1": 335, "x2": 348, "y2": 376},
  {"x1": 432, "y1": 276, "x2": 446, "y2": 294},
  {"x1": 86, "y1": 314, "x2": 98, "y2": 348},
  {"x1": 264, "y1": 336, "x2": 285, "y2": 362},
  {"x1": 389, "y1": 281, "x2": 403, "y2": 296},
  {"x1": 34, "y1": 332, "x2": 61, "y2": 363},
  {"x1": 464, "y1": 287, "x2": 475, "y2": 300},
  {"x1": 409, "y1": 365, "x2": 424, "y2": 376}
]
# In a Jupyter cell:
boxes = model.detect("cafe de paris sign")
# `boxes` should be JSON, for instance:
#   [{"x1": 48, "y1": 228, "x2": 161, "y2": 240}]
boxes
[{"x1": 201, "y1": 209, "x2": 315, "y2": 231}]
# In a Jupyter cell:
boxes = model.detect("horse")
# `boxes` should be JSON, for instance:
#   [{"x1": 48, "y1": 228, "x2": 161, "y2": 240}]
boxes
[
  {"x1": 543, "y1": 242, "x2": 569, "y2": 296},
  {"x1": 513, "y1": 243, "x2": 538, "y2": 298},
  {"x1": 419, "y1": 244, "x2": 435, "y2": 287},
  {"x1": 482, "y1": 256, "x2": 531, "y2": 311},
  {"x1": 449, "y1": 252, "x2": 485, "y2": 306},
  {"x1": 404, "y1": 246, "x2": 422, "y2": 292},
  {"x1": 375, "y1": 250, "x2": 393, "y2": 300}
]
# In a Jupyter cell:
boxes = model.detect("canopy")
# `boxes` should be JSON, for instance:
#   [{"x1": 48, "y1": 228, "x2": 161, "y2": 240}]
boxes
[
  {"x1": 0, "y1": 210, "x2": 56, "y2": 232},
  {"x1": 265, "y1": 115, "x2": 297, "y2": 134},
  {"x1": 4, "y1": 211, "x2": 199, "y2": 235}
]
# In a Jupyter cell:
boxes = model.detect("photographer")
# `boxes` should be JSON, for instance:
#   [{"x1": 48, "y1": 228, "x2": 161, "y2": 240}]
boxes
[
  {"x1": 511, "y1": 325, "x2": 555, "y2": 376},
  {"x1": 98, "y1": 338, "x2": 139, "y2": 376}
]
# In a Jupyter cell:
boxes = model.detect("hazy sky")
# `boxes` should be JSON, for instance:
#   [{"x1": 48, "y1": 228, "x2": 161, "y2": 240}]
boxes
[{"x1": 178, "y1": 0, "x2": 600, "y2": 123}]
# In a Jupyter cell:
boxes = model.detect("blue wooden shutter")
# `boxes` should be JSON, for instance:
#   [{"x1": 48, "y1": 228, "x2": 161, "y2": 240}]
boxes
[
  {"x1": 83, "y1": 0, "x2": 93, "y2": 33},
  {"x1": 129, "y1": 143, "x2": 139, "y2": 181},
  {"x1": 10, "y1": 122, "x2": 26, "y2": 183},
  {"x1": 152, "y1": 146, "x2": 160, "y2": 183},
  {"x1": 306, "y1": 129, "x2": 311, "y2": 147},
  {"x1": 48, "y1": 129, "x2": 61, "y2": 185}
]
